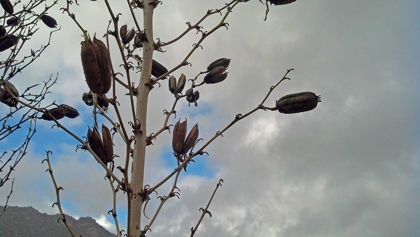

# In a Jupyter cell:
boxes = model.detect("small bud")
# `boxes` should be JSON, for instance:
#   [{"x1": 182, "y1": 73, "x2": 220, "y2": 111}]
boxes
[{"x1": 276, "y1": 92, "x2": 321, "y2": 114}]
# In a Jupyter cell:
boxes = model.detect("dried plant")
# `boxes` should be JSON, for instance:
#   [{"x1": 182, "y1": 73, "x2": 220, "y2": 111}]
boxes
[{"x1": 1, "y1": 0, "x2": 322, "y2": 236}]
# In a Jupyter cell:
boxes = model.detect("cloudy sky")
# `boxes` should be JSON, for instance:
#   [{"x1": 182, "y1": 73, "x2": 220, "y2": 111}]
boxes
[{"x1": 1, "y1": 0, "x2": 419, "y2": 236}]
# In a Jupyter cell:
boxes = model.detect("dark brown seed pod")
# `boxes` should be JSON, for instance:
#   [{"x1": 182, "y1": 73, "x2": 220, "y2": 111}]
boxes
[
  {"x1": 41, "y1": 107, "x2": 66, "y2": 121},
  {"x1": 81, "y1": 36, "x2": 112, "y2": 94},
  {"x1": 0, "y1": 35, "x2": 18, "y2": 52},
  {"x1": 172, "y1": 119, "x2": 187, "y2": 154},
  {"x1": 0, "y1": 26, "x2": 6, "y2": 37},
  {"x1": 125, "y1": 29, "x2": 135, "y2": 44},
  {"x1": 207, "y1": 58, "x2": 231, "y2": 71},
  {"x1": 6, "y1": 17, "x2": 19, "y2": 26},
  {"x1": 270, "y1": 0, "x2": 296, "y2": 5},
  {"x1": 119, "y1": 25, "x2": 127, "y2": 42},
  {"x1": 168, "y1": 76, "x2": 176, "y2": 94},
  {"x1": 276, "y1": 92, "x2": 321, "y2": 114},
  {"x1": 151, "y1": 59, "x2": 168, "y2": 78},
  {"x1": 204, "y1": 66, "x2": 227, "y2": 84},
  {"x1": 0, "y1": 80, "x2": 18, "y2": 107},
  {"x1": 40, "y1": 14, "x2": 57, "y2": 28},
  {"x1": 59, "y1": 104, "x2": 79, "y2": 118},
  {"x1": 1, "y1": 0, "x2": 13, "y2": 14},
  {"x1": 87, "y1": 127, "x2": 107, "y2": 164},
  {"x1": 82, "y1": 92, "x2": 94, "y2": 106},
  {"x1": 182, "y1": 124, "x2": 199, "y2": 154},
  {"x1": 175, "y1": 74, "x2": 186, "y2": 94},
  {"x1": 102, "y1": 124, "x2": 114, "y2": 163},
  {"x1": 97, "y1": 94, "x2": 109, "y2": 110},
  {"x1": 133, "y1": 33, "x2": 142, "y2": 48}
]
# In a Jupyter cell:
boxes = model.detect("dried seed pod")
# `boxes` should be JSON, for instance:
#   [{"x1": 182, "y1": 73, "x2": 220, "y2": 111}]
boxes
[
  {"x1": 40, "y1": 14, "x2": 57, "y2": 28},
  {"x1": 172, "y1": 119, "x2": 187, "y2": 154},
  {"x1": 97, "y1": 94, "x2": 109, "y2": 110},
  {"x1": 168, "y1": 76, "x2": 176, "y2": 94},
  {"x1": 119, "y1": 25, "x2": 127, "y2": 42},
  {"x1": 0, "y1": 80, "x2": 19, "y2": 107},
  {"x1": 151, "y1": 59, "x2": 168, "y2": 78},
  {"x1": 133, "y1": 33, "x2": 142, "y2": 48},
  {"x1": 81, "y1": 36, "x2": 112, "y2": 94},
  {"x1": 0, "y1": 35, "x2": 18, "y2": 52},
  {"x1": 175, "y1": 74, "x2": 186, "y2": 93},
  {"x1": 125, "y1": 29, "x2": 135, "y2": 44},
  {"x1": 0, "y1": 26, "x2": 6, "y2": 37},
  {"x1": 186, "y1": 88, "x2": 195, "y2": 103},
  {"x1": 6, "y1": 17, "x2": 19, "y2": 26},
  {"x1": 87, "y1": 127, "x2": 107, "y2": 164},
  {"x1": 41, "y1": 107, "x2": 66, "y2": 121},
  {"x1": 204, "y1": 66, "x2": 227, "y2": 84},
  {"x1": 207, "y1": 58, "x2": 231, "y2": 71},
  {"x1": 270, "y1": 0, "x2": 296, "y2": 5},
  {"x1": 182, "y1": 124, "x2": 199, "y2": 154},
  {"x1": 276, "y1": 92, "x2": 321, "y2": 114},
  {"x1": 82, "y1": 92, "x2": 94, "y2": 106},
  {"x1": 1, "y1": 0, "x2": 13, "y2": 14},
  {"x1": 193, "y1": 91, "x2": 200, "y2": 101},
  {"x1": 59, "y1": 104, "x2": 79, "y2": 118},
  {"x1": 102, "y1": 124, "x2": 114, "y2": 163}
]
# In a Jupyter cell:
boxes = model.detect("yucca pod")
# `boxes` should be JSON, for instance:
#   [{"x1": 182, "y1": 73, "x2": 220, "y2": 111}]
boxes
[
  {"x1": 1, "y1": 0, "x2": 13, "y2": 14},
  {"x1": 205, "y1": 72, "x2": 227, "y2": 84},
  {"x1": 102, "y1": 124, "x2": 114, "y2": 163},
  {"x1": 172, "y1": 119, "x2": 187, "y2": 154},
  {"x1": 82, "y1": 92, "x2": 94, "y2": 106},
  {"x1": 182, "y1": 124, "x2": 199, "y2": 154},
  {"x1": 0, "y1": 26, "x2": 6, "y2": 37},
  {"x1": 41, "y1": 107, "x2": 66, "y2": 121},
  {"x1": 97, "y1": 94, "x2": 109, "y2": 110},
  {"x1": 6, "y1": 16, "x2": 19, "y2": 26},
  {"x1": 0, "y1": 88, "x2": 16, "y2": 107},
  {"x1": 81, "y1": 36, "x2": 112, "y2": 94},
  {"x1": 87, "y1": 127, "x2": 107, "y2": 164},
  {"x1": 2, "y1": 80, "x2": 19, "y2": 97},
  {"x1": 270, "y1": 0, "x2": 296, "y2": 5},
  {"x1": 193, "y1": 91, "x2": 200, "y2": 101},
  {"x1": 175, "y1": 74, "x2": 186, "y2": 93},
  {"x1": 133, "y1": 33, "x2": 142, "y2": 48},
  {"x1": 276, "y1": 92, "x2": 321, "y2": 114},
  {"x1": 151, "y1": 59, "x2": 168, "y2": 78},
  {"x1": 204, "y1": 66, "x2": 227, "y2": 84},
  {"x1": 124, "y1": 29, "x2": 135, "y2": 44},
  {"x1": 119, "y1": 25, "x2": 127, "y2": 42},
  {"x1": 207, "y1": 58, "x2": 231, "y2": 71},
  {"x1": 0, "y1": 34, "x2": 18, "y2": 52},
  {"x1": 40, "y1": 14, "x2": 57, "y2": 28},
  {"x1": 168, "y1": 76, "x2": 176, "y2": 94},
  {"x1": 59, "y1": 104, "x2": 79, "y2": 118},
  {"x1": 185, "y1": 88, "x2": 195, "y2": 103}
]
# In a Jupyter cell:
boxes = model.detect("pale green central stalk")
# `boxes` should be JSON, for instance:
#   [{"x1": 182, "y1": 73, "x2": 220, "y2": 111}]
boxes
[{"x1": 129, "y1": 1, "x2": 154, "y2": 236}]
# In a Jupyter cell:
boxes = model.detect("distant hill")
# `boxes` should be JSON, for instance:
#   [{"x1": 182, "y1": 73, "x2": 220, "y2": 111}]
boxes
[{"x1": 0, "y1": 206, "x2": 115, "y2": 237}]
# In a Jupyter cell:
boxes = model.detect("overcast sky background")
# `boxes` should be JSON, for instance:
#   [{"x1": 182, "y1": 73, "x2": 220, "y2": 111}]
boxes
[{"x1": 1, "y1": 0, "x2": 419, "y2": 236}]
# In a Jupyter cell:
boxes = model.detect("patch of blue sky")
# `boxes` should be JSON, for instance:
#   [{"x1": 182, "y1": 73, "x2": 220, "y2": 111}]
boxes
[
  {"x1": 184, "y1": 101, "x2": 213, "y2": 119},
  {"x1": 161, "y1": 149, "x2": 215, "y2": 179}
]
